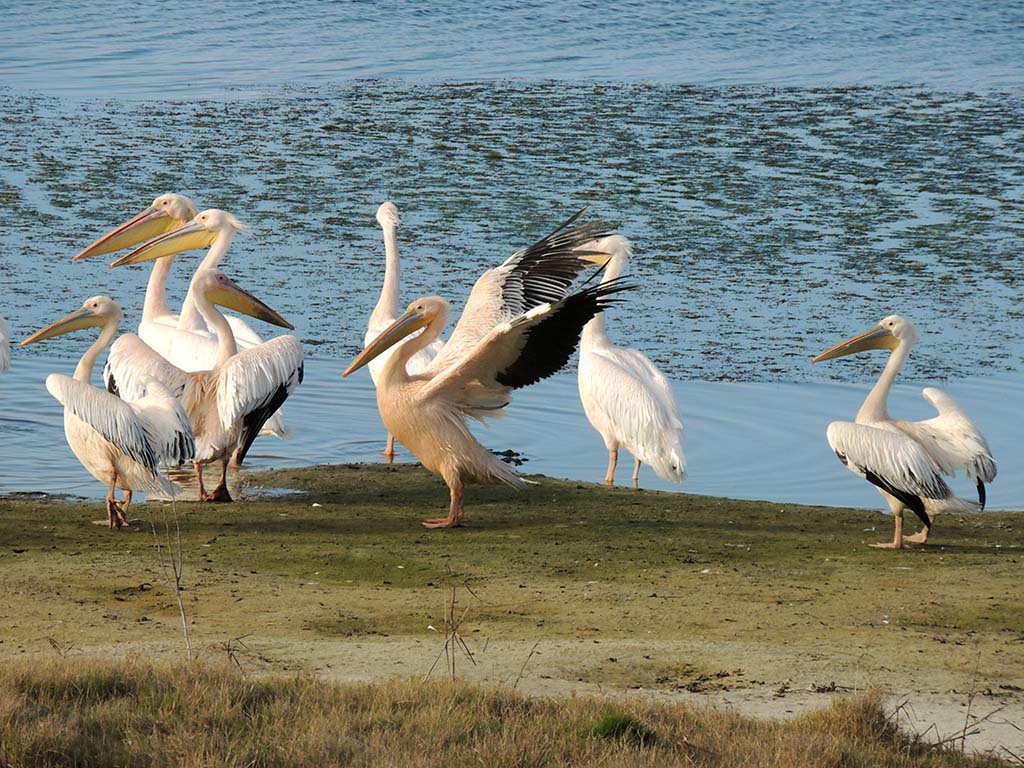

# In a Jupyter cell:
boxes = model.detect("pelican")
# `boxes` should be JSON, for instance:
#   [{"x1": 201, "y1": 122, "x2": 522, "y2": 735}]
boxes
[
  {"x1": 344, "y1": 211, "x2": 627, "y2": 528},
  {"x1": 365, "y1": 202, "x2": 443, "y2": 461},
  {"x1": 811, "y1": 315, "x2": 996, "y2": 549},
  {"x1": 104, "y1": 256, "x2": 304, "y2": 499},
  {"x1": 577, "y1": 236, "x2": 686, "y2": 488},
  {"x1": 20, "y1": 297, "x2": 195, "y2": 528},
  {"x1": 73, "y1": 196, "x2": 288, "y2": 447},
  {"x1": 0, "y1": 316, "x2": 9, "y2": 371}
]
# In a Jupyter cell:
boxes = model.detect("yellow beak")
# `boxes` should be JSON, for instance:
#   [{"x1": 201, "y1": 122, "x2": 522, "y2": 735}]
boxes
[
  {"x1": 576, "y1": 248, "x2": 613, "y2": 266},
  {"x1": 811, "y1": 325, "x2": 898, "y2": 363},
  {"x1": 206, "y1": 277, "x2": 294, "y2": 330},
  {"x1": 20, "y1": 308, "x2": 101, "y2": 347},
  {"x1": 73, "y1": 207, "x2": 181, "y2": 261},
  {"x1": 342, "y1": 308, "x2": 430, "y2": 378},
  {"x1": 109, "y1": 220, "x2": 217, "y2": 267}
]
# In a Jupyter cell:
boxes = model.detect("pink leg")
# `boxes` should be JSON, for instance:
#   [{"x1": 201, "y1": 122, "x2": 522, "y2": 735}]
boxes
[
  {"x1": 422, "y1": 482, "x2": 465, "y2": 529},
  {"x1": 604, "y1": 449, "x2": 618, "y2": 486}
]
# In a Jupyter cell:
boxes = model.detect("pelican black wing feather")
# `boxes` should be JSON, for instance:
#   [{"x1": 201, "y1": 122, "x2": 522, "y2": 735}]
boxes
[
  {"x1": 497, "y1": 279, "x2": 633, "y2": 390},
  {"x1": 233, "y1": 362, "x2": 304, "y2": 465},
  {"x1": 835, "y1": 449, "x2": 931, "y2": 529},
  {"x1": 499, "y1": 208, "x2": 616, "y2": 315}
]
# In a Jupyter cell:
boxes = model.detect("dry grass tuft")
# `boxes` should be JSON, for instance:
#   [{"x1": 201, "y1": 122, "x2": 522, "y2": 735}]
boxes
[{"x1": 0, "y1": 659, "x2": 1010, "y2": 768}]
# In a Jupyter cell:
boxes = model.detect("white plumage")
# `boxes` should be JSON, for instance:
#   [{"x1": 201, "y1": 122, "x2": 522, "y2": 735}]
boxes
[
  {"x1": 577, "y1": 236, "x2": 686, "y2": 487},
  {"x1": 21, "y1": 297, "x2": 195, "y2": 528},
  {"x1": 74, "y1": 195, "x2": 288, "y2": 445},
  {"x1": 364, "y1": 202, "x2": 443, "y2": 459},
  {"x1": 104, "y1": 266, "x2": 303, "y2": 501},
  {"x1": 813, "y1": 314, "x2": 995, "y2": 549}
]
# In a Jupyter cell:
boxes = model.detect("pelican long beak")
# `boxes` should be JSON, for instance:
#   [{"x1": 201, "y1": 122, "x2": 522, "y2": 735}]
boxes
[
  {"x1": 576, "y1": 248, "x2": 613, "y2": 266},
  {"x1": 110, "y1": 220, "x2": 216, "y2": 267},
  {"x1": 342, "y1": 308, "x2": 430, "y2": 378},
  {"x1": 206, "y1": 277, "x2": 294, "y2": 330},
  {"x1": 72, "y1": 207, "x2": 181, "y2": 261},
  {"x1": 811, "y1": 325, "x2": 898, "y2": 363},
  {"x1": 20, "y1": 308, "x2": 101, "y2": 347}
]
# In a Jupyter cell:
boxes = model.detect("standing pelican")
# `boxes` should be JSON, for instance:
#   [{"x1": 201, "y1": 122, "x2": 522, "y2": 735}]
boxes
[
  {"x1": 365, "y1": 202, "x2": 443, "y2": 461},
  {"x1": 577, "y1": 236, "x2": 686, "y2": 488},
  {"x1": 73, "y1": 197, "x2": 288, "y2": 447},
  {"x1": 344, "y1": 211, "x2": 627, "y2": 528},
  {"x1": 20, "y1": 298, "x2": 194, "y2": 528},
  {"x1": 812, "y1": 315, "x2": 995, "y2": 549},
  {"x1": 109, "y1": 208, "x2": 292, "y2": 457},
  {"x1": 0, "y1": 316, "x2": 10, "y2": 371},
  {"x1": 104, "y1": 266, "x2": 303, "y2": 501}
]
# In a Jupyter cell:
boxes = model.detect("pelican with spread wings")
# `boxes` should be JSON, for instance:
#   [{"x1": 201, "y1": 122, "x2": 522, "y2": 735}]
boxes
[
  {"x1": 344, "y1": 210, "x2": 629, "y2": 528},
  {"x1": 812, "y1": 315, "x2": 996, "y2": 548},
  {"x1": 20, "y1": 298, "x2": 194, "y2": 528}
]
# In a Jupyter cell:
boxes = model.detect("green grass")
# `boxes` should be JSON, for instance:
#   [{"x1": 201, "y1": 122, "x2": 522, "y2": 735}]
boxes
[
  {"x1": 0, "y1": 463, "x2": 1021, "y2": 760},
  {"x1": 0, "y1": 659, "x2": 1009, "y2": 768}
]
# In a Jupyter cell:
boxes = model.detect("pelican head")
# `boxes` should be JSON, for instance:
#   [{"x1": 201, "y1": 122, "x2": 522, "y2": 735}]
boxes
[
  {"x1": 811, "y1": 314, "x2": 917, "y2": 363},
  {"x1": 343, "y1": 296, "x2": 449, "y2": 377},
  {"x1": 191, "y1": 268, "x2": 294, "y2": 330},
  {"x1": 21, "y1": 296, "x2": 123, "y2": 347},
  {"x1": 73, "y1": 193, "x2": 198, "y2": 261},
  {"x1": 376, "y1": 202, "x2": 400, "y2": 228},
  {"x1": 110, "y1": 209, "x2": 250, "y2": 267}
]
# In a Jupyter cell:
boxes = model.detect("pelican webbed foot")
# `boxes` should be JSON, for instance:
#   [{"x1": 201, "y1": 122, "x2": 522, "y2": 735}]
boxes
[
  {"x1": 422, "y1": 482, "x2": 464, "y2": 529},
  {"x1": 902, "y1": 528, "x2": 930, "y2": 545},
  {"x1": 869, "y1": 512, "x2": 903, "y2": 549},
  {"x1": 202, "y1": 483, "x2": 233, "y2": 503}
]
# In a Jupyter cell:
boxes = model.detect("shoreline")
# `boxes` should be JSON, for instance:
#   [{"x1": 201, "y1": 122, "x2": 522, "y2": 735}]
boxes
[{"x1": 1, "y1": 463, "x2": 1021, "y2": 754}]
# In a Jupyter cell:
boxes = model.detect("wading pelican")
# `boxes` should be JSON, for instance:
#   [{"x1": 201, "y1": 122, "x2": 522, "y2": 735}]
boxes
[
  {"x1": 344, "y1": 211, "x2": 627, "y2": 528},
  {"x1": 104, "y1": 266, "x2": 303, "y2": 500},
  {"x1": 20, "y1": 298, "x2": 195, "y2": 528},
  {"x1": 812, "y1": 315, "x2": 995, "y2": 549},
  {"x1": 577, "y1": 236, "x2": 686, "y2": 487},
  {"x1": 74, "y1": 196, "x2": 288, "y2": 446},
  {"x1": 0, "y1": 316, "x2": 9, "y2": 371},
  {"x1": 365, "y1": 202, "x2": 443, "y2": 461}
]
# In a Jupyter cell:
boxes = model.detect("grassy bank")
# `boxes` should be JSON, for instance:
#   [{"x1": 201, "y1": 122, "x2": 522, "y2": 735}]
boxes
[
  {"x1": 0, "y1": 463, "x2": 1021, "y2": 757},
  {"x1": 0, "y1": 659, "x2": 1009, "y2": 767}
]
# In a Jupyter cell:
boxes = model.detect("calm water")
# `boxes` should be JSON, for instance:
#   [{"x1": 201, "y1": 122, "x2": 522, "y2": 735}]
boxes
[
  {"x1": 1, "y1": 1, "x2": 1022, "y2": 96},
  {"x1": 0, "y1": 0, "x2": 1021, "y2": 508}
]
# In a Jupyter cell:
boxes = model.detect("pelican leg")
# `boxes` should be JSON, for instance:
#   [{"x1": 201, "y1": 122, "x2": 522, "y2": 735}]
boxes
[
  {"x1": 229, "y1": 448, "x2": 244, "y2": 469},
  {"x1": 195, "y1": 462, "x2": 207, "y2": 500},
  {"x1": 422, "y1": 482, "x2": 464, "y2": 529},
  {"x1": 604, "y1": 449, "x2": 618, "y2": 485},
  {"x1": 632, "y1": 458, "x2": 641, "y2": 489},
  {"x1": 384, "y1": 433, "x2": 396, "y2": 464},
  {"x1": 104, "y1": 475, "x2": 125, "y2": 530},
  {"x1": 203, "y1": 459, "x2": 233, "y2": 503},
  {"x1": 115, "y1": 489, "x2": 132, "y2": 528},
  {"x1": 871, "y1": 511, "x2": 904, "y2": 549}
]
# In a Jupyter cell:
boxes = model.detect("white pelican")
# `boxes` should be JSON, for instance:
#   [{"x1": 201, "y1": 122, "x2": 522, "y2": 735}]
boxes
[
  {"x1": 73, "y1": 197, "x2": 288, "y2": 446},
  {"x1": 577, "y1": 236, "x2": 686, "y2": 488},
  {"x1": 0, "y1": 316, "x2": 10, "y2": 371},
  {"x1": 811, "y1": 315, "x2": 996, "y2": 549},
  {"x1": 343, "y1": 211, "x2": 626, "y2": 528},
  {"x1": 104, "y1": 264, "x2": 304, "y2": 501},
  {"x1": 365, "y1": 202, "x2": 443, "y2": 461},
  {"x1": 20, "y1": 297, "x2": 195, "y2": 528}
]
